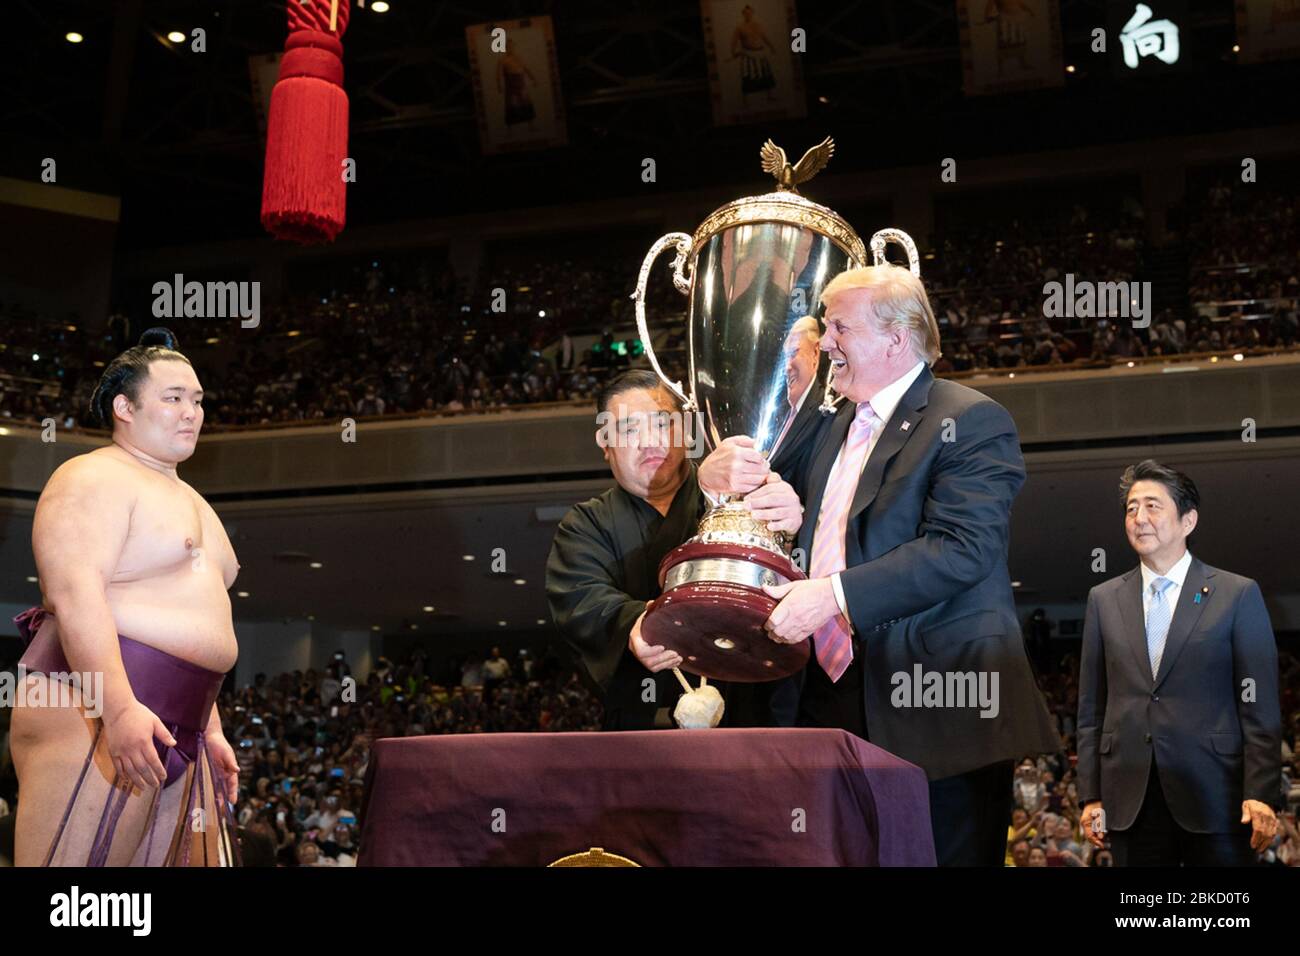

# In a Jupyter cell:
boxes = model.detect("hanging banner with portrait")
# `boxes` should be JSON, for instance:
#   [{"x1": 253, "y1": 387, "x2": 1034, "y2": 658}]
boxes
[
  {"x1": 957, "y1": 0, "x2": 1064, "y2": 96},
  {"x1": 466, "y1": 16, "x2": 568, "y2": 154},
  {"x1": 701, "y1": 0, "x2": 807, "y2": 126}
]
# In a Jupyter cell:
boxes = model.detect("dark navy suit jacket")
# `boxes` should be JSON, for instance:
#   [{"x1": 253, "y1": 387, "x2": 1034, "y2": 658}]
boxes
[{"x1": 779, "y1": 365, "x2": 1059, "y2": 780}]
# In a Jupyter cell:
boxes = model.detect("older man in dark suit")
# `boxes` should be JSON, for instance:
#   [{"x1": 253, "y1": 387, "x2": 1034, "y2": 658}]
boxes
[
  {"x1": 702, "y1": 264, "x2": 1057, "y2": 865},
  {"x1": 1077, "y1": 460, "x2": 1282, "y2": 865}
]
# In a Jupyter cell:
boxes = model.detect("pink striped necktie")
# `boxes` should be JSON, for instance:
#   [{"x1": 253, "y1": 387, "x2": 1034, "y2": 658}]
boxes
[{"x1": 808, "y1": 401, "x2": 878, "y2": 682}]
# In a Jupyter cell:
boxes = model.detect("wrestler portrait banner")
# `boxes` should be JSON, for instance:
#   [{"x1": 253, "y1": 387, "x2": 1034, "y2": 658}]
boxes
[
  {"x1": 1235, "y1": 0, "x2": 1300, "y2": 63},
  {"x1": 957, "y1": 0, "x2": 1064, "y2": 96},
  {"x1": 701, "y1": 0, "x2": 806, "y2": 127},
  {"x1": 465, "y1": 16, "x2": 567, "y2": 155}
]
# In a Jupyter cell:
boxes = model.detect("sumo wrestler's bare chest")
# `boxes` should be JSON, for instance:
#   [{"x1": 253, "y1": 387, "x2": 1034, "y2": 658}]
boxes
[{"x1": 114, "y1": 480, "x2": 207, "y2": 580}]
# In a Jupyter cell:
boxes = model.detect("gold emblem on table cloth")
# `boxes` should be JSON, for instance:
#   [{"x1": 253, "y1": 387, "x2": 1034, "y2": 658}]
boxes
[{"x1": 547, "y1": 847, "x2": 641, "y2": 867}]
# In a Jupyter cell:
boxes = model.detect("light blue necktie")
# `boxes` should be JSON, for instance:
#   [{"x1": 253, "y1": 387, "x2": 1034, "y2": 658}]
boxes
[{"x1": 1146, "y1": 577, "x2": 1175, "y2": 679}]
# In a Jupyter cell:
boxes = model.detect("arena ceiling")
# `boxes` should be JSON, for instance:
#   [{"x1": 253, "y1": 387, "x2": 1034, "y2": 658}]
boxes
[{"x1": 2, "y1": 0, "x2": 1289, "y2": 249}]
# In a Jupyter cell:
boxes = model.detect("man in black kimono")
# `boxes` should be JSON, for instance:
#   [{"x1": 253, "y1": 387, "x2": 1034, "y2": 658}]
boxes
[{"x1": 546, "y1": 369, "x2": 804, "y2": 730}]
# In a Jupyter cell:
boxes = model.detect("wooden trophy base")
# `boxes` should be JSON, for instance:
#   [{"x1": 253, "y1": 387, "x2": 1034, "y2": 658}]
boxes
[{"x1": 642, "y1": 540, "x2": 808, "y2": 682}]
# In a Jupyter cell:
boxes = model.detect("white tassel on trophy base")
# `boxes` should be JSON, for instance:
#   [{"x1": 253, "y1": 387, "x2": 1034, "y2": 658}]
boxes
[{"x1": 671, "y1": 668, "x2": 725, "y2": 729}]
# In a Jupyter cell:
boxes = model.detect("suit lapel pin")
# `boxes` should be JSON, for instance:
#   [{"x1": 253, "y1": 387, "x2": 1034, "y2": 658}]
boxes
[
  {"x1": 900, "y1": 421, "x2": 910, "y2": 431},
  {"x1": 1194, "y1": 586, "x2": 1209, "y2": 604}
]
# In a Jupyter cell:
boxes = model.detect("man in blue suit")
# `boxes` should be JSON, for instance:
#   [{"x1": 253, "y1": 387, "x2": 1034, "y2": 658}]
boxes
[
  {"x1": 701, "y1": 264, "x2": 1058, "y2": 865},
  {"x1": 1077, "y1": 460, "x2": 1282, "y2": 865}
]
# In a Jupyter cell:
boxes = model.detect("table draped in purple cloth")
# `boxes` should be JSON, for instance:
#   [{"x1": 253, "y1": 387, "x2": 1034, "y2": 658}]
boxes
[{"x1": 357, "y1": 728, "x2": 935, "y2": 866}]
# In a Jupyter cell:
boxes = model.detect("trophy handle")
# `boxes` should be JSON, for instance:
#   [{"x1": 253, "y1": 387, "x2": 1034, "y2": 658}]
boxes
[
  {"x1": 632, "y1": 232, "x2": 696, "y2": 412},
  {"x1": 819, "y1": 227, "x2": 923, "y2": 414},
  {"x1": 869, "y1": 228, "x2": 921, "y2": 277}
]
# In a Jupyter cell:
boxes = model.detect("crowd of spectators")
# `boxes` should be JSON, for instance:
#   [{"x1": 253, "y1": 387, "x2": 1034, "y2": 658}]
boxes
[
  {"x1": 926, "y1": 185, "x2": 1299, "y2": 374},
  {"x1": 218, "y1": 645, "x2": 602, "y2": 866},
  {"x1": 1188, "y1": 178, "x2": 1300, "y2": 305},
  {"x1": 1, "y1": 182, "x2": 1297, "y2": 431},
  {"x1": 0, "y1": 252, "x2": 682, "y2": 429}
]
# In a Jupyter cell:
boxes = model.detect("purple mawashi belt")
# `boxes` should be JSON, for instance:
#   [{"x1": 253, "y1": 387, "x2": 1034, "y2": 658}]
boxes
[{"x1": 14, "y1": 606, "x2": 227, "y2": 786}]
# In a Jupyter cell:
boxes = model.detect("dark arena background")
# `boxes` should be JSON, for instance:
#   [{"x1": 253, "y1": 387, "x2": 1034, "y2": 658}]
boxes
[{"x1": 0, "y1": 0, "x2": 1297, "y2": 929}]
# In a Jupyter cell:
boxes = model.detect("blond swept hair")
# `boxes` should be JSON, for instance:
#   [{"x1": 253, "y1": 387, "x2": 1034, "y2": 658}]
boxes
[
  {"x1": 787, "y1": 314, "x2": 821, "y2": 347},
  {"x1": 821, "y1": 265, "x2": 941, "y2": 365}
]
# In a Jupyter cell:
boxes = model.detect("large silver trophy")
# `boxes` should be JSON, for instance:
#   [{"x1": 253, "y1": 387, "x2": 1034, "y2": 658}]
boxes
[{"x1": 632, "y1": 137, "x2": 920, "y2": 682}]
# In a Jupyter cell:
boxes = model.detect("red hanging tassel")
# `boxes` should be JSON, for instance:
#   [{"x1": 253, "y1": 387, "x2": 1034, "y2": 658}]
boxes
[{"x1": 260, "y1": 0, "x2": 351, "y2": 244}]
